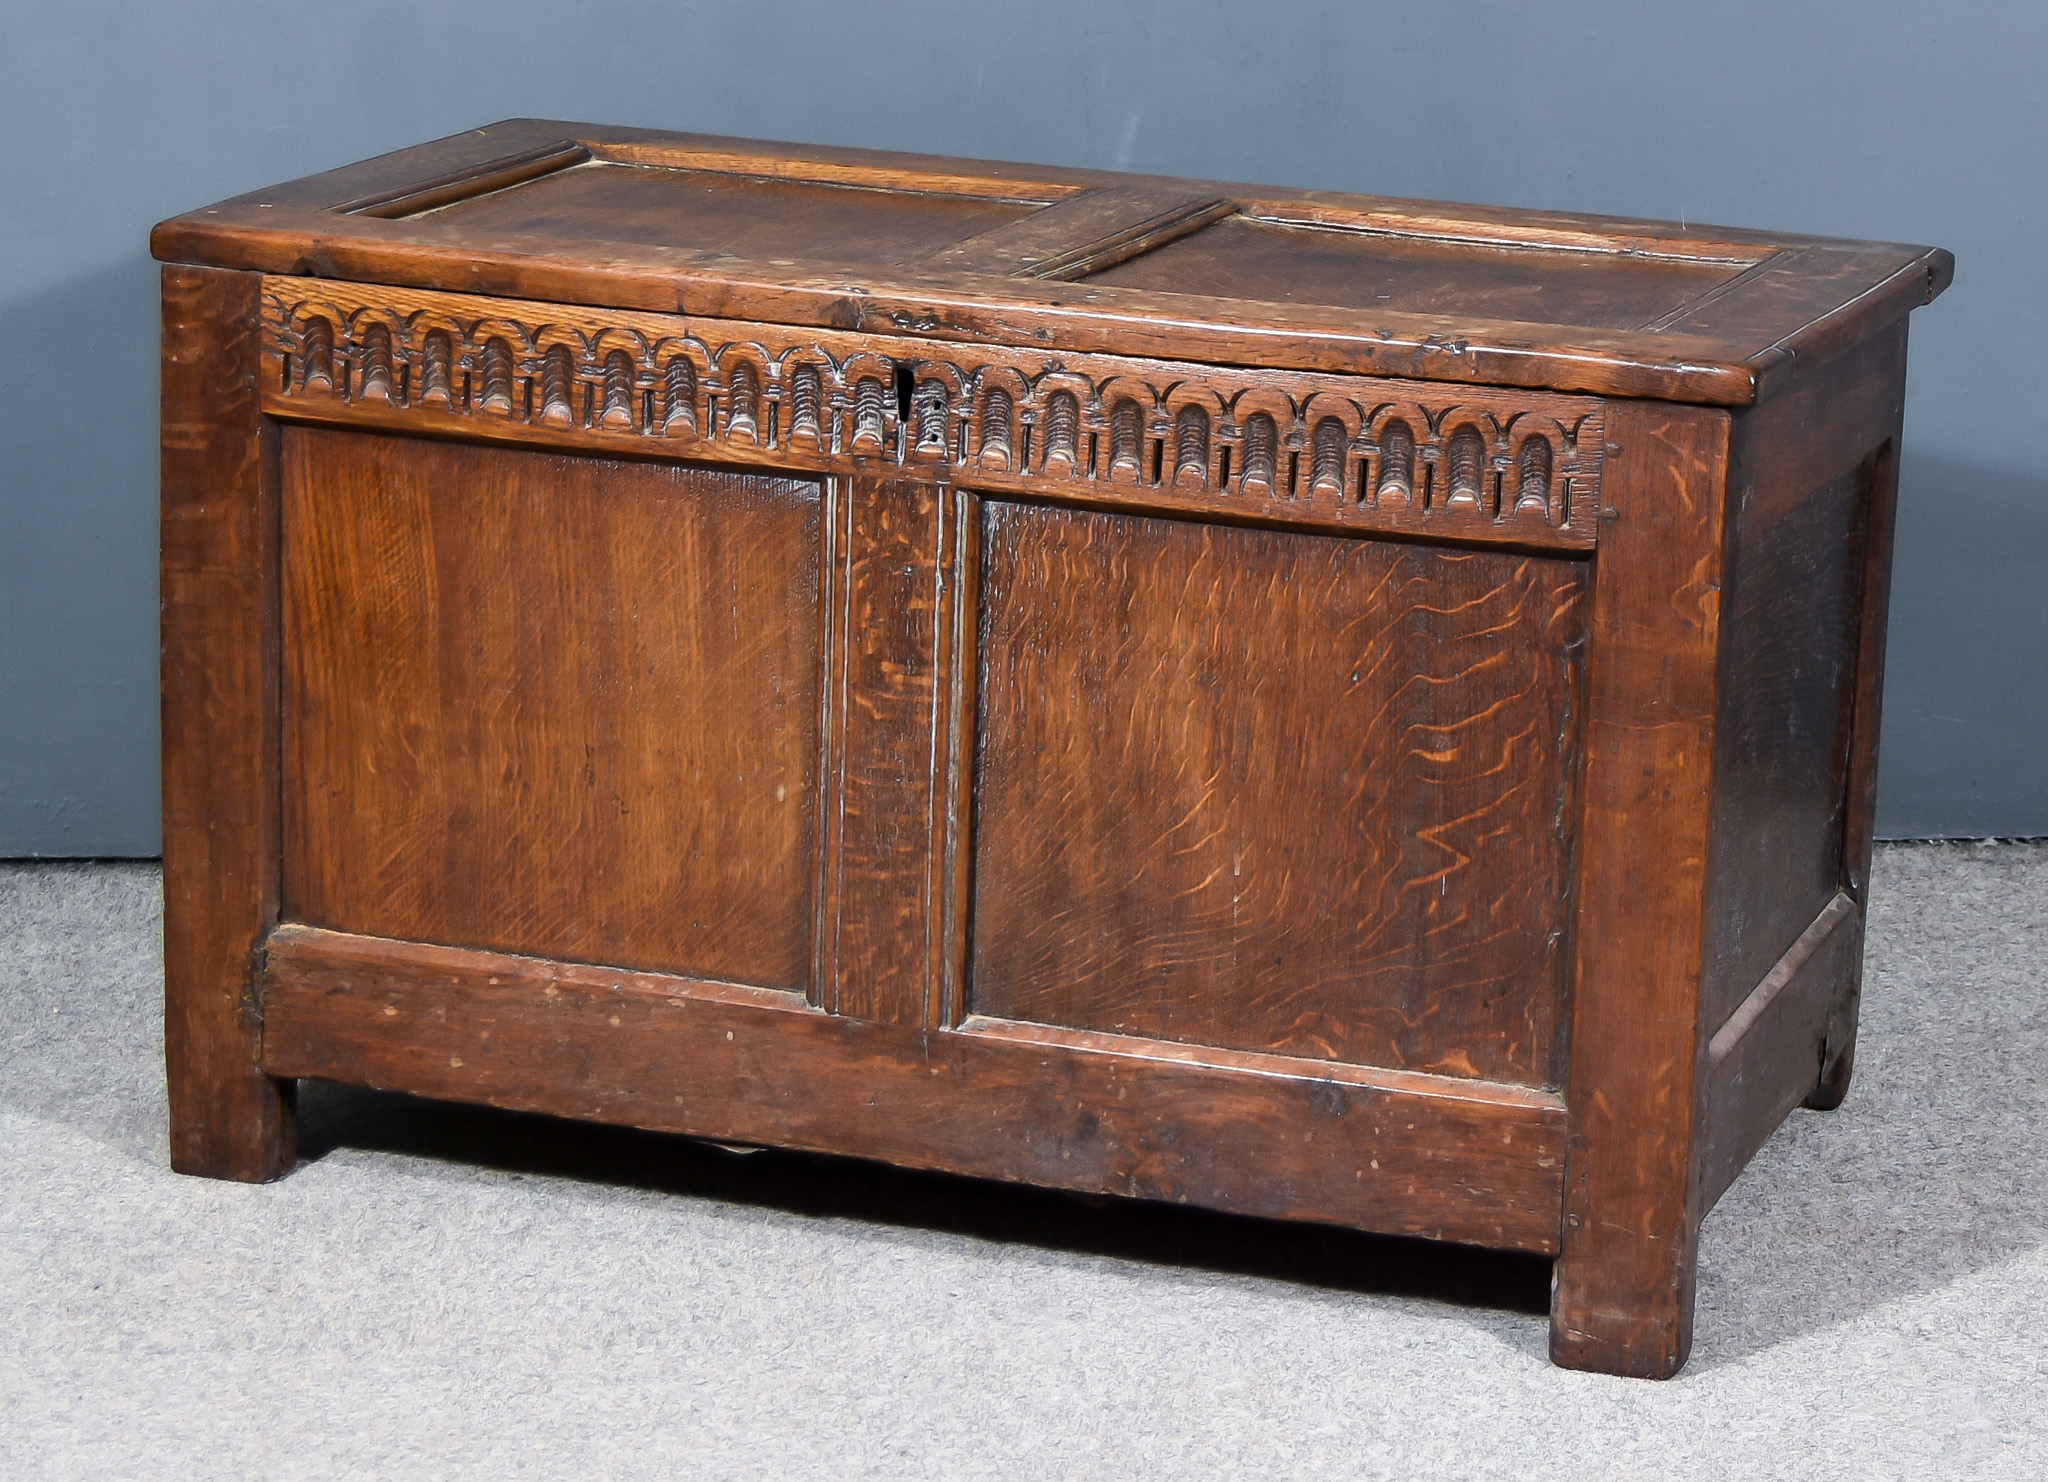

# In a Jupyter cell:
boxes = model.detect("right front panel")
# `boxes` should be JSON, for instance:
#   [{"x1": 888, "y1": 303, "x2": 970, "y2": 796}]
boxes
[{"x1": 967, "y1": 499, "x2": 1586, "y2": 1089}]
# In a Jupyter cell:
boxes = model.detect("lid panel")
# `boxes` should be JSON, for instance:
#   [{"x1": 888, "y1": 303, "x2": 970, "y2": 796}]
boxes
[
  {"x1": 1088, "y1": 215, "x2": 1761, "y2": 333},
  {"x1": 414, "y1": 160, "x2": 1048, "y2": 271},
  {"x1": 149, "y1": 118, "x2": 1954, "y2": 406}
]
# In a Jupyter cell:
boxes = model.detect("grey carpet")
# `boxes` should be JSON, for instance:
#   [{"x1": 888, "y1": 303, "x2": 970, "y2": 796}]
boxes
[{"x1": 2, "y1": 843, "x2": 2043, "y2": 1479}]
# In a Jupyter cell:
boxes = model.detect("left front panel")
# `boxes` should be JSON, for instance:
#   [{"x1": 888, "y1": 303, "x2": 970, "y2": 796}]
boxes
[{"x1": 279, "y1": 426, "x2": 823, "y2": 992}]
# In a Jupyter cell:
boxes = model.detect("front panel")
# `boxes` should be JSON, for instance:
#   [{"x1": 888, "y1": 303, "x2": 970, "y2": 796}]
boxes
[
  {"x1": 248, "y1": 274, "x2": 1592, "y2": 1248},
  {"x1": 280, "y1": 426, "x2": 823, "y2": 991},
  {"x1": 967, "y1": 500, "x2": 1584, "y2": 1086}
]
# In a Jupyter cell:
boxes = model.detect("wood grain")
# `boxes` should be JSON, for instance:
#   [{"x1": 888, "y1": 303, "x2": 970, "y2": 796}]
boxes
[
  {"x1": 1550, "y1": 400, "x2": 1732, "y2": 1379},
  {"x1": 257, "y1": 924, "x2": 1569, "y2": 1254},
  {"x1": 280, "y1": 427, "x2": 822, "y2": 989},
  {"x1": 160, "y1": 264, "x2": 297, "y2": 1181},
  {"x1": 968, "y1": 502, "x2": 1585, "y2": 1086}
]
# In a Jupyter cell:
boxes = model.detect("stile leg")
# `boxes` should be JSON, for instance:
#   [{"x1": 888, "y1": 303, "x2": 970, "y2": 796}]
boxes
[
  {"x1": 1548, "y1": 402, "x2": 1732, "y2": 1377},
  {"x1": 161, "y1": 263, "x2": 296, "y2": 1181}
]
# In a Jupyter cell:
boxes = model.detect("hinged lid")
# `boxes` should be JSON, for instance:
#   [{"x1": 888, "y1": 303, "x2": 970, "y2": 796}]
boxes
[{"x1": 152, "y1": 119, "x2": 1951, "y2": 406}]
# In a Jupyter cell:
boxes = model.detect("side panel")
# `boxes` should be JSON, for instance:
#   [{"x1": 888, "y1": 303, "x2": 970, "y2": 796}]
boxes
[
  {"x1": 1696, "y1": 321, "x2": 1910, "y2": 1183},
  {"x1": 1701, "y1": 325, "x2": 1908, "y2": 1036}
]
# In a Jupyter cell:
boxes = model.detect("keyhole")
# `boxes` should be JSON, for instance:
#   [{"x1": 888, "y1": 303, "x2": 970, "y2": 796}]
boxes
[{"x1": 893, "y1": 363, "x2": 914, "y2": 425}]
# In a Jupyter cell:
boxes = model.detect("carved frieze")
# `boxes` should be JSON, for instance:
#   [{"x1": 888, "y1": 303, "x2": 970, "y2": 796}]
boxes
[{"x1": 259, "y1": 277, "x2": 1604, "y2": 549}]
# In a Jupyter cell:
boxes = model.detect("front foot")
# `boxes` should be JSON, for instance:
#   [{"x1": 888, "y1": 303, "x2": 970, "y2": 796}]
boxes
[
  {"x1": 167, "y1": 1067, "x2": 299, "y2": 1183},
  {"x1": 1548, "y1": 1229, "x2": 1697, "y2": 1379},
  {"x1": 1548, "y1": 1299, "x2": 1693, "y2": 1379}
]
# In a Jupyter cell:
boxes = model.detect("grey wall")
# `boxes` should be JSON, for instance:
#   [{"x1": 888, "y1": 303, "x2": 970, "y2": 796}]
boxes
[{"x1": 3, "y1": 0, "x2": 2042, "y2": 854}]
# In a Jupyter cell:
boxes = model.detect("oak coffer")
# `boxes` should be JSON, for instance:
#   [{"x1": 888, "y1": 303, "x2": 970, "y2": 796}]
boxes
[{"x1": 153, "y1": 120, "x2": 1951, "y2": 1377}]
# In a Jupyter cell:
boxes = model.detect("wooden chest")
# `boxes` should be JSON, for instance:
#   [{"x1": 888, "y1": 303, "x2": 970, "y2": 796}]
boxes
[{"x1": 153, "y1": 121, "x2": 1950, "y2": 1377}]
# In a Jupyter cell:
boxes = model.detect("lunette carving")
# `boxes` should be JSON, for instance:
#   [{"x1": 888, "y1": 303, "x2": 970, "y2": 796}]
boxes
[{"x1": 259, "y1": 277, "x2": 1604, "y2": 549}]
